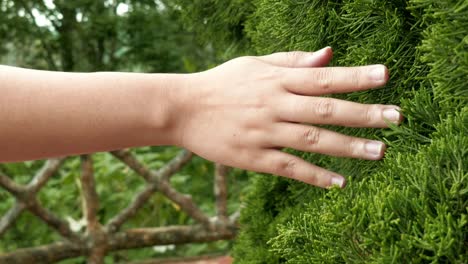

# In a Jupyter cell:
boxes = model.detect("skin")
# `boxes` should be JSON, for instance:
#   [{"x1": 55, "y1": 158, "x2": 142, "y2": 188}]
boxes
[{"x1": 0, "y1": 47, "x2": 402, "y2": 189}]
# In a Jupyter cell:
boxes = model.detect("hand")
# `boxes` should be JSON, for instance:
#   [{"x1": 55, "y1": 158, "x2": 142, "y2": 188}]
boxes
[{"x1": 174, "y1": 47, "x2": 402, "y2": 188}]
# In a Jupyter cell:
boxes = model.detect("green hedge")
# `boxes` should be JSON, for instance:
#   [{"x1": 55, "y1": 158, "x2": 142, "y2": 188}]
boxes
[{"x1": 218, "y1": 0, "x2": 467, "y2": 263}]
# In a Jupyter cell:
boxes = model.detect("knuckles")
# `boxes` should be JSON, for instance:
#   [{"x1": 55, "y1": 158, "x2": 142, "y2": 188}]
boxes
[
  {"x1": 350, "y1": 68, "x2": 362, "y2": 89},
  {"x1": 314, "y1": 69, "x2": 332, "y2": 91},
  {"x1": 317, "y1": 79, "x2": 332, "y2": 91},
  {"x1": 232, "y1": 56, "x2": 285, "y2": 85},
  {"x1": 347, "y1": 137, "x2": 362, "y2": 158},
  {"x1": 364, "y1": 104, "x2": 376, "y2": 125},
  {"x1": 315, "y1": 98, "x2": 335, "y2": 118},
  {"x1": 304, "y1": 127, "x2": 320, "y2": 146},
  {"x1": 285, "y1": 51, "x2": 307, "y2": 67},
  {"x1": 276, "y1": 158, "x2": 297, "y2": 179}
]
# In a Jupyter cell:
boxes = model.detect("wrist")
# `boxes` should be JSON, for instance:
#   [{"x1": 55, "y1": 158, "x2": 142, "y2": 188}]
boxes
[{"x1": 143, "y1": 73, "x2": 194, "y2": 147}]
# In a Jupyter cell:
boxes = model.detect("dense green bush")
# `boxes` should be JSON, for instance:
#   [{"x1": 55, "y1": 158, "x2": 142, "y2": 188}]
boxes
[
  {"x1": 210, "y1": 0, "x2": 467, "y2": 262},
  {"x1": 174, "y1": 0, "x2": 255, "y2": 61}
]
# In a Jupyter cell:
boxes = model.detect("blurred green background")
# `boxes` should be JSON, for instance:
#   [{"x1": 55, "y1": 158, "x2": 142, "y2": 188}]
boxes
[{"x1": 0, "y1": 1, "x2": 249, "y2": 262}]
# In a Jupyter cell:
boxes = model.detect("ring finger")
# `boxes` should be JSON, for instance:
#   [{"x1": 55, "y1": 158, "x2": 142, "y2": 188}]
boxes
[{"x1": 269, "y1": 122, "x2": 387, "y2": 160}]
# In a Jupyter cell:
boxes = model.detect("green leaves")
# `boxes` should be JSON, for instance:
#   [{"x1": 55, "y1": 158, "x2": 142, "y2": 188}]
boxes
[
  {"x1": 230, "y1": 0, "x2": 468, "y2": 263},
  {"x1": 0, "y1": 0, "x2": 215, "y2": 72}
]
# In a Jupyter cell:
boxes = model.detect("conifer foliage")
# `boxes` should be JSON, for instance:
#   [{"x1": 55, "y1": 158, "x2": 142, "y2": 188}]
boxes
[{"x1": 210, "y1": 0, "x2": 467, "y2": 262}]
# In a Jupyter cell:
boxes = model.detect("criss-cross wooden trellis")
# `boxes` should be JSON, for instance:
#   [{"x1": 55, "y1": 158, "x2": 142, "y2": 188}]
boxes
[{"x1": 0, "y1": 149, "x2": 239, "y2": 263}]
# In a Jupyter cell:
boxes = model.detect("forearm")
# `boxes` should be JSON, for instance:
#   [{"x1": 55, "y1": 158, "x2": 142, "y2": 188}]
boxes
[
  {"x1": 0, "y1": 65, "x2": 183, "y2": 162},
  {"x1": 0, "y1": 47, "x2": 401, "y2": 189}
]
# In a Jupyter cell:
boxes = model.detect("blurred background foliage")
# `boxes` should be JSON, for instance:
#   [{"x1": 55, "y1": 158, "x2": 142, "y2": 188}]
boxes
[
  {"x1": 0, "y1": 0, "x2": 250, "y2": 262},
  {"x1": 0, "y1": 0, "x2": 221, "y2": 72}
]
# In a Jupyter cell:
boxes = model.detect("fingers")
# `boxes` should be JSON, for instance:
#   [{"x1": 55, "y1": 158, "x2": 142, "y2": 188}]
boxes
[
  {"x1": 257, "y1": 47, "x2": 333, "y2": 68},
  {"x1": 277, "y1": 95, "x2": 403, "y2": 128},
  {"x1": 269, "y1": 123, "x2": 386, "y2": 160},
  {"x1": 254, "y1": 149, "x2": 346, "y2": 188},
  {"x1": 281, "y1": 64, "x2": 389, "y2": 95}
]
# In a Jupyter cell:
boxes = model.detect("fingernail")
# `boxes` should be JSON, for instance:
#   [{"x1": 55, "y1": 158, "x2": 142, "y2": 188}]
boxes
[
  {"x1": 368, "y1": 65, "x2": 386, "y2": 82},
  {"x1": 305, "y1": 48, "x2": 330, "y2": 66},
  {"x1": 331, "y1": 176, "x2": 346, "y2": 188},
  {"x1": 382, "y1": 108, "x2": 402, "y2": 124},
  {"x1": 365, "y1": 141, "x2": 386, "y2": 159},
  {"x1": 313, "y1": 46, "x2": 330, "y2": 57}
]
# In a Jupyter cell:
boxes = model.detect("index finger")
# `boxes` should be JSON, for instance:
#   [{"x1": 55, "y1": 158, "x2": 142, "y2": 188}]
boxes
[{"x1": 281, "y1": 65, "x2": 389, "y2": 95}]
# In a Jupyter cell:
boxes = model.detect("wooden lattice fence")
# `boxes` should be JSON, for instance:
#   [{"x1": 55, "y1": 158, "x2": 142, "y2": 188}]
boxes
[{"x1": 0, "y1": 149, "x2": 239, "y2": 263}]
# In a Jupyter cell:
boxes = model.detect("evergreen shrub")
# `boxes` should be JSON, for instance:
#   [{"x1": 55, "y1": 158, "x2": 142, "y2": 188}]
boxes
[{"x1": 223, "y1": 0, "x2": 467, "y2": 263}]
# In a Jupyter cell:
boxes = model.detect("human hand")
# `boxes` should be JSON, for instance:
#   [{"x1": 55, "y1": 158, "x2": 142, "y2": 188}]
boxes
[{"x1": 173, "y1": 47, "x2": 402, "y2": 188}]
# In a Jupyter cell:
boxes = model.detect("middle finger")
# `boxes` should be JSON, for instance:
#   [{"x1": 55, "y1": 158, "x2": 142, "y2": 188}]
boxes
[
  {"x1": 281, "y1": 65, "x2": 389, "y2": 95},
  {"x1": 276, "y1": 95, "x2": 402, "y2": 128}
]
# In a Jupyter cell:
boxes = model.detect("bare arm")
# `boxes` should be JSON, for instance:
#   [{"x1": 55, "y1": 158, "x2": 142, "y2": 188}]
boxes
[
  {"x1": 0, "y1": 65, "x2": 184, "y2": 162},
  {"x1": 0, "y1": 47, "x2": 402, "y2": 188}
]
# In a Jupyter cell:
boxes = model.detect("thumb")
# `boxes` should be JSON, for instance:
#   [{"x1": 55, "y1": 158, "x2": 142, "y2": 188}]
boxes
[{"x1": 257, "y1": 46, "x2": 333, "y2": 68}]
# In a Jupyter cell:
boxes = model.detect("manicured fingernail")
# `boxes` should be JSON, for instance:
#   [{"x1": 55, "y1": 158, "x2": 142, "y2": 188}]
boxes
[
  {"x1": 314, "y1": 46, "x2": 330, "y2": 56},
  {"x1": 382, "y1": 108, "x2": 402, "y2": 124},
  {"x1": 307, "y1": 47, "x2": 328, "y2": 63},
  {"x1": 305, "y1": 47, "x2": 330, "y2": 66},
  {"x1": 365, "y1": 141, "x2": 386, "y2": 159},
  {"x1": 368, "y1": 65, "x2": 386, "y2": 82},
  {"x1": 331, "y1": 176, "x2": 346, "y2": 188}
]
